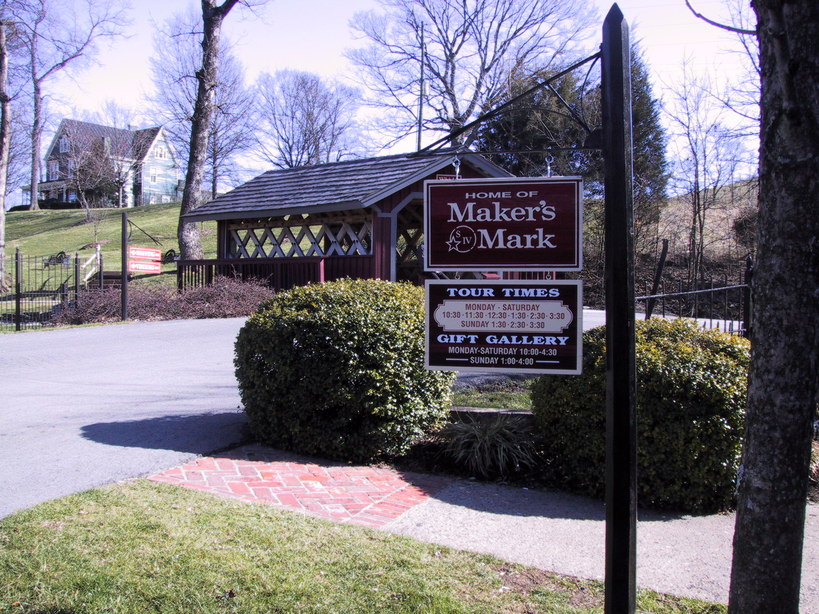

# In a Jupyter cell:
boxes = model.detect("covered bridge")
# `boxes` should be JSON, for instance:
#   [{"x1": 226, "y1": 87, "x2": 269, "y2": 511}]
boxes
[{"x1": 178, "y1": 151, "x2": 514, "y2": 290}]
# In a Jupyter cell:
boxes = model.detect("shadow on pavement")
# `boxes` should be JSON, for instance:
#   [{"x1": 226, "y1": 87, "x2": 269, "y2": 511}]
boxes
[
  {"x1": 81, "y1": 412, "x2": 249, "y2": 454},
  {"x1": 421, "y1": 477, "x2": 608, "y2": 521}
]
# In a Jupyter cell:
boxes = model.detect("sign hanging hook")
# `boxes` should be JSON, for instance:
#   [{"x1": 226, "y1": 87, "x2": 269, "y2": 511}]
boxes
[
  {"x1": 545, "y1": 155, "x2": 554, "y2": 178},
  {"x1": 453, "y1": 156, "x2": 461, "y2": 179}
]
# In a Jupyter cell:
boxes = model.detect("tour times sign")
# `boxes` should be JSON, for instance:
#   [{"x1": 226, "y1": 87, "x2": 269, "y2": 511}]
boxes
[
  {"x1": 424, "y1": 177, "x2": 582, "y2": 271},
  {"x1": 426, "y1": 280, "x2": 582, "y2": 374}
]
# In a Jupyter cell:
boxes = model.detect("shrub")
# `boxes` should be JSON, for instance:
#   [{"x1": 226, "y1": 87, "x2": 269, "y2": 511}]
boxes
[
  {"x1": 439, "y1": 414, "x2": 541, "y2": 479},
  {"x1": 54, "y1": 276, "x2": 274, "y2": 324},
  {"x1": 234, "y1": 279, "x2": 455, "y2": 462},
  {"x1": 54, "y1": 285, "x2": 171, "y2": 324},
  {"x1": 531, "y1": 318, "x2": 750, "y2": 513},
  {"x1": 166, "y1": 277, "x2": 276, "y2": 319}
]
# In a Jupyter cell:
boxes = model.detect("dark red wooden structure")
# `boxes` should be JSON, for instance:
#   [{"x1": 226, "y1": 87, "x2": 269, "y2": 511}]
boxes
[{"x1": 179, "y1": 151, "x2": 512, "y2": 290}]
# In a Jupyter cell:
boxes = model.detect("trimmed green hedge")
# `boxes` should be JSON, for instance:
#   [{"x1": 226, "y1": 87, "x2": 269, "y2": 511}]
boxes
[
  {"x1": 531, "y1": 318, "x2": 750, "y2": 513},
  {"x1": 234, "y1": 279, "x2": 454, "y2": 462}
]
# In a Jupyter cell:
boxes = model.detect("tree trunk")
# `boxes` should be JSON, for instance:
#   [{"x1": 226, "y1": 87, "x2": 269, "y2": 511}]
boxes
[
  {"x1": 728, "y1": 1, "x2": 819, "y2": 612},
  {"x1": 28, "y1": 44, "x2": 42, "y2": 211},
  {"x1": 177, "y1": 0, "x2": 240, "y2": 260},
  {"x1": 0, "y1": 21, "x2": 10, "y2": 290}
]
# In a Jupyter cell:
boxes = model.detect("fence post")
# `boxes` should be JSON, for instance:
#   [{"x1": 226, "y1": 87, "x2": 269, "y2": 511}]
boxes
[
  {"x1": 14, "y1": 247, "x2": 21, "y2": 331},
  {"x1": 743, "y1": 255, "x2": 753, "y2": 338},
  {"x1": 98, "y1": 248, "x2": 104, "y2": 290},
  {"x1": 645, "y1": 238, "x2": 668, "y2": 319},
  {"x1": 74, "y1": 252, "x2": 80, "y2": 306}
]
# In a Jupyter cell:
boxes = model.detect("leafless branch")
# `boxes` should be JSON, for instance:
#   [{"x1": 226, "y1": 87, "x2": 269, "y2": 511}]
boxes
[{"x1": 684, "y1": 0, "x2": 755, "y2": 35}]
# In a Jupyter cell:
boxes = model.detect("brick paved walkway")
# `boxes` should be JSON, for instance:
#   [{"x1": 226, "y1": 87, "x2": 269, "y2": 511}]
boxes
[{"x1": 148, "y1": 444, "x2": 450, "y2": 528}]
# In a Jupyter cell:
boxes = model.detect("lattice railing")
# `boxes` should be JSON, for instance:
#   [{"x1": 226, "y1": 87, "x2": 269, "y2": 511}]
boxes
[{"x1": 227, "y1": 213, "x2": 373, "y2": 259}]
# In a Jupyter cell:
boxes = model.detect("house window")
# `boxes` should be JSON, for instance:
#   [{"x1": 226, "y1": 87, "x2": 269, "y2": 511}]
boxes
[
  {"x1": 155, "y1": 147, "x2": 166, "y2": 159},
  {"x1": 67, "y1": 160, "x2": 75, "y2": 178},
  {"x1": 59, "y1": 137, "x2": 69, "y2": 153},
  {"x1": 48, "y1": 161, "x2": 60, "y2": 181},
  {"x1": 150, "y1": 167, "x2": 157, "y2": 183}
]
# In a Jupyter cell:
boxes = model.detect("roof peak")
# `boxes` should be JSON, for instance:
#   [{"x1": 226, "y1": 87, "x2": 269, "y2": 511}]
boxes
[
  {"x1": 263, "y1": 148, "x2": 476, "y2": 174},
  {"x1": 60, "y1": 118, "x2": 162, "y2": 134}
]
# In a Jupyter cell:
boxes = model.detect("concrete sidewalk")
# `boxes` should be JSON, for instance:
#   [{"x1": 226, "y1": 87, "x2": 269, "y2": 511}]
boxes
[
  {"x1": 387, "y1": 478, "x2": 818, "y2": 609},
  {"x1": 149, "y1": 443, "x2": 819, "y2": 611}
]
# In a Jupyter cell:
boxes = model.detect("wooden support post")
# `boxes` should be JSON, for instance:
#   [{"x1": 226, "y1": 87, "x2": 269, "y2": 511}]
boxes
[{"x1": 602, "y1": 5, "x2": 637, "y2": 613}]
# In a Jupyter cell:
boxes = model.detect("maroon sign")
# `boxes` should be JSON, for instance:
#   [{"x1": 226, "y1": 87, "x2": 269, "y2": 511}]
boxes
[
  {"x1": 425, "y1": 280, "x2": 582, "y2": 374},
  {"x1": 127, "y1": 245, "x2": 162, "y2": 275},
  {"x1": 424, "y1": 177, "x2": 582, "y2": 271}
]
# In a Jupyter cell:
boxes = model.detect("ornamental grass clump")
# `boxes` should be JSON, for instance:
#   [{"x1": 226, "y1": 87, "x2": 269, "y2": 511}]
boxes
[
  {"x1": 234, "y1": 279, "x2": 455, "y2": 463},
  {"x1": 439, "y1": 414, "x2": 541, "y2": 479},
  {"x1": 531, "y1": 318, "x2": 750, "y2": 513}
]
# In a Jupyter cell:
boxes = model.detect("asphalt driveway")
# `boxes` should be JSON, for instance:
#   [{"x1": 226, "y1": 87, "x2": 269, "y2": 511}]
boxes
[
  {"x1": 0, "y1": 309, "x2": 607, "y2": 519},
  {"x1": 0, "y1": 318, "x2": 250, "y2": 518}
]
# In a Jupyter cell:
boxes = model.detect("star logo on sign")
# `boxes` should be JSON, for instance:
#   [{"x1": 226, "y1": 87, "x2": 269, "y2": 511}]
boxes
[{"x1": 446, "y1": 226, "x2": 476, "y2": 253}]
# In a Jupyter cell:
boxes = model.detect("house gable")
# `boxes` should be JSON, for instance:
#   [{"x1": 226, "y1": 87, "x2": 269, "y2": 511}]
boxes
[{"x1": 133, "y1": 127, "x2": 180, "y2": 205}]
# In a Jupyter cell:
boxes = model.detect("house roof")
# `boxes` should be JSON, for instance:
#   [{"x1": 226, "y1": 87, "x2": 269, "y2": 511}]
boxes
[
  {"x1": 183, "y1": 151, "x2": 512, "y2": 222},
  {"x1": 46, "y1": 119, "x2": 164, "y2": 163}
]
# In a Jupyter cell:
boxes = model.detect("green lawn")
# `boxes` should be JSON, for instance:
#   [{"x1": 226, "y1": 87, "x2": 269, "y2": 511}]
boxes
[
  {"x1": 5, "y1": 203, "x2": 218, "y2": 273},
  {"x1": 451, "y1": 379, "x2": 534, "y2": 411},
  {"x1": 0, "y1": 480, "x2": 725, "y2": 614}
]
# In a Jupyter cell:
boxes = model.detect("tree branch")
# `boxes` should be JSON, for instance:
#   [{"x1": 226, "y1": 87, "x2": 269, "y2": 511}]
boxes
[{"x1": 685, "y1": 0, "x2": 756, "y2": 35}]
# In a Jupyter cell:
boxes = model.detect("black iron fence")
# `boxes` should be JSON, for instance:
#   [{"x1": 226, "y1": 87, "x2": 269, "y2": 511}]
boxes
[
  {"x1": 3, "y1": 246, "x2": 753, "y2": 337},
  {"x1": 635, "y1": 257, "x2": 753, "y2": 337},
  {"x1": 0, "y1": 248, "x2": 102, "y2": 332}
]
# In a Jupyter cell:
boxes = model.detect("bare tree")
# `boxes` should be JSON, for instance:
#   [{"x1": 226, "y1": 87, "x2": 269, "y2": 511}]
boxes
[
  {"x1": 94, "y1": 102, "x2": 140, "y2": 208},
  {"x1": 665, "y1": 63, "x2": 749, "y2": 284},
  {"x1": 678, "y1": 6, "x2": 818, "y2": 610},
  {"x1": 6, "y1": 0, "x2": 128, "y2": 211},
  {"x1": 165, "y1": 0, "x2": 265, "y2": 260},
  {"x1": 149, "y1": 8, "x2": 256, "y2": 199},
  {"x1": 255, "y1": 70, "x2": 360, "y2": 169},
  {"x1": 178, "y1": 0, "x2": 237, "y2": 260},
  {"x1": 347, "y1": 0, "x2": 597, "y2": 148},
  {"x1": 719, "y1": 0, "x2": 761, "y2": 134},
  {"x1": 59, "y1": 120, "x2": 116, "y2": 216},
  {"x1": 204, "y1": 52, "x2": 256, "y2": 197},
  {"x1": 148, "y1": 9, "x2": 200, "y2": 164},
  {"x1": 726, "y1": 0, "x2": 819, "y2": 611},
  {"x1": 0, "y1": 20, "x2": 11, "y2": 290}
]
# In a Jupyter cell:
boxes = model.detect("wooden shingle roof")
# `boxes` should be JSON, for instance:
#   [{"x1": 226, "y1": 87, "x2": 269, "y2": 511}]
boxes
[
  {"x1": 183, "y1": 151, "x2": 511, "y2": 222},
  {"x1": 49, "y1": 119, "x2": 162, "y2": 162}
]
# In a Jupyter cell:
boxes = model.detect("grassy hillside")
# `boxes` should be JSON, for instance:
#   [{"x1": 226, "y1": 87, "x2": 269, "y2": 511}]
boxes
[
  {"x1": 5, "y1": 203, "x2": 218, "y2": 278},
  {"x1": 658, "y1": 179, "x2": 758, "y2": 261}
]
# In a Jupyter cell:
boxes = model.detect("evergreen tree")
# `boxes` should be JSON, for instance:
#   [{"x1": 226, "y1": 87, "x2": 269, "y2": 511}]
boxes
[
  {"x1": 475, "y1": 68, "x2": 596, "y2": 181},
  {"x1": 630, "y1": 46, "x2": 669, "y2": 251},
  {"x1": 476, "y1": 44, "x2": 668, "y2": 252}
]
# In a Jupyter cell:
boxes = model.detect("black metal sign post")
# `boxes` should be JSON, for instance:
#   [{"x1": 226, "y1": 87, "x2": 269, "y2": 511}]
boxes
[
  {"x1": 121, "y1": 210, "x2": 129, "y2": 321},
  {"x1": 601, "y1": 5, "x2": 637, "y2": 613}
]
